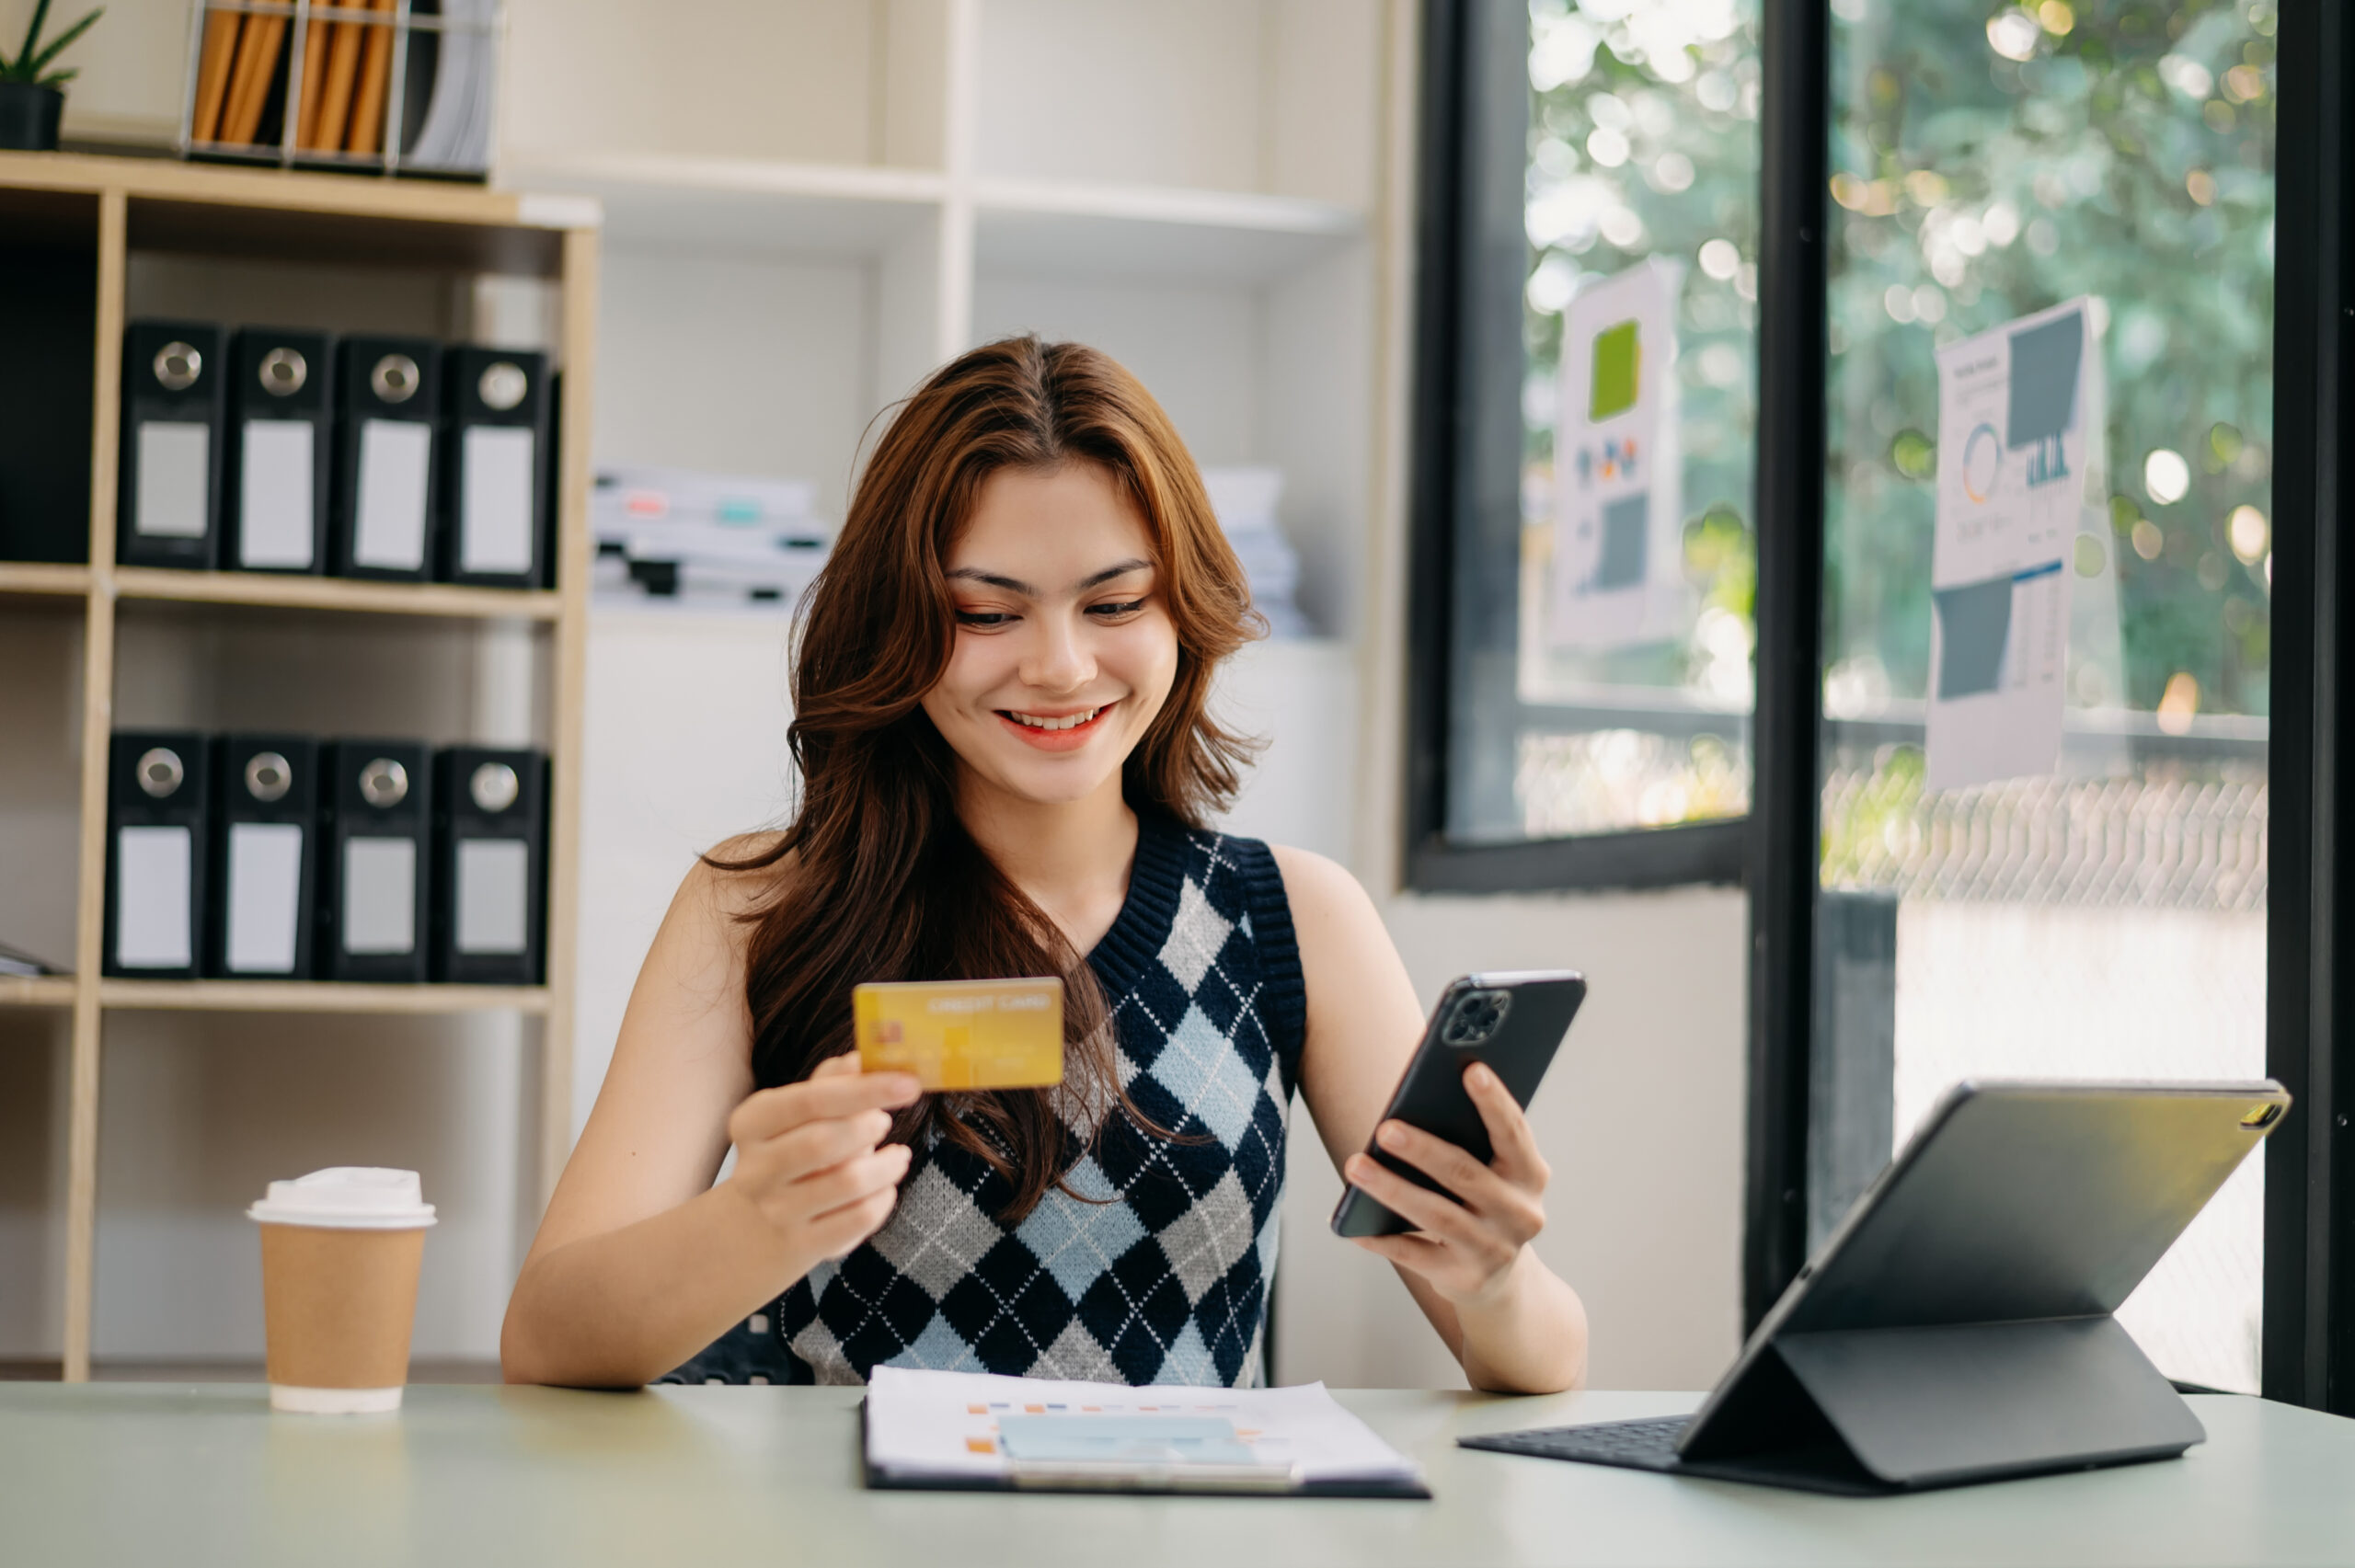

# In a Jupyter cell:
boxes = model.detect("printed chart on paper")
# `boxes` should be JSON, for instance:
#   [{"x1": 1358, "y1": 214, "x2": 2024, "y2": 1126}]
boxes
[{"x1": 1926, "y1": 297, "x2": 2104, "y2": 792}]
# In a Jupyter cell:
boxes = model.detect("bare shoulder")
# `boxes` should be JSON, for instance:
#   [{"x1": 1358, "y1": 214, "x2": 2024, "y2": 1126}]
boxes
[
  {"x1": 672, "y1": 831, "x2": 793, "y2": 923},
  {"x1": 1267, "y1": 843, "x2": 1394, "y2": 966},
  {"x1": 638, "y1": 833, "x2": 793, "y2": 995},
  {"x1": 1269, "y1": 843, "x2": 1381, "y2": 922}
]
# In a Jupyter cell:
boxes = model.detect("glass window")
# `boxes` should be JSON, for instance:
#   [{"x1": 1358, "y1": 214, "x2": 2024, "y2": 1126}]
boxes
[
  {"x1": 1436, "y1": 0, "x2": 1763, "y2": 856},
  {"x1": 1815, "y1": 0, "x2": 2276, "y2": 1391}
]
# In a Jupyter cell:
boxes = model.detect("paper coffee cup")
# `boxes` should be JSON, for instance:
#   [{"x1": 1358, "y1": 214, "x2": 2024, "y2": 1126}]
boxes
[{"x1": 247, "y1": 1167, "x2": 436, "y2": 1414}]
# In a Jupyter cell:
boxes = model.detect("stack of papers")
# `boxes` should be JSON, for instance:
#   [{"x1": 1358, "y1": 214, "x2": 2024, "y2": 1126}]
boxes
[
  {"x1": 405, "y1": 0, "x2": 498, "y2": 173},
  {"x1": 1200, "y1": 466, "x2": 1313, "y2": 639},
  {"x1": 592, "y1": 464, "x2": 831, "y2": 610},
  {"x1": 862, "y1": 1367, "x2": 1427, "y2": 1497}
]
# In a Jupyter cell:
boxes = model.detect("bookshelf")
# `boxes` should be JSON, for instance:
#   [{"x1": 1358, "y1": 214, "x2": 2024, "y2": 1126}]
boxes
[{"x1": 0, "y1": 150, "x2": 599, "y2": 1381}]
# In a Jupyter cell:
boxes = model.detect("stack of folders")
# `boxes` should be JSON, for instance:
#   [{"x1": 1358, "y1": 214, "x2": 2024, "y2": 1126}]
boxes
[
  {"x1": 1200, "y1": 466, "x2": 1312, "y2": 639},
  {"x1": 103, "y1": 733, "x2": 550, "y2": 987},
  {"x1": 591, "y1": 465, "x2": 831, "y2": 609},
  {"x1": 119, "y1": 323, "x2": 556, "y2": 588},
  {"x1": 862, "y1": 1368, "x2": 1429, "y2": 1498}
]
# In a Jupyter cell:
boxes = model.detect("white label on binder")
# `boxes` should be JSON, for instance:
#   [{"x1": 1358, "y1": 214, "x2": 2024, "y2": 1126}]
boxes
[
  {"x1": 240, "y1": 420, "x2": 316, "y2": 567},
  {"x1": 461, "y1": 426, "x2": 536, "y2": 575},
  {"x1": 134, "y1": 422, "x2": 210, "y2": 538},
  {"x1": 455, "y1": 838, "x2": 529, "y2": 955},
  {"x1": 115, "y1": 825, "x2": 193, "y2": 968},
  {"x1": 343, "y1": 838, "x2": 418, "y2": 956},
  {"x1": 353, "y1": 419, "x2": 433, "y2": 570},
  {"x1": 225, "y1": 821, "x2": 304, "y2": 974}
]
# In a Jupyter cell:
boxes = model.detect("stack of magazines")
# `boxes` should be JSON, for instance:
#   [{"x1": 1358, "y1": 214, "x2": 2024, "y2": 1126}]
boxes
[{"x1": 592, "y1": 465, "x2": 831, "y2": 610}]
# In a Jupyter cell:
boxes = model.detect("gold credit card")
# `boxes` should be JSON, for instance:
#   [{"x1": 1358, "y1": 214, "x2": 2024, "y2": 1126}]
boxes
[{"x1": 853, "y1": 977, "x2": 1065, "y2": 1091}]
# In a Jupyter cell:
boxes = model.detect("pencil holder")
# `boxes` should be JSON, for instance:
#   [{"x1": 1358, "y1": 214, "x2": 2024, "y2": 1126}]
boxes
[{"x1": 175, "y1": 0, "x2": 502, "y2": 178}]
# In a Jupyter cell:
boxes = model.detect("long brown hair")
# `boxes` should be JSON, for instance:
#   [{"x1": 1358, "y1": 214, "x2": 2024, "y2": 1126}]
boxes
[{"x1": 713, "y1": 336, "x2": 1259, "y2": 1220}]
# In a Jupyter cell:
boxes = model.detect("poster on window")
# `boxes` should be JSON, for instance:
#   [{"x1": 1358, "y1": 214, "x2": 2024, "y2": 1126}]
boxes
[
  {"x1": 1546, "y1": 257, "x2": 1685, "y2": 652},
  {"x1": 1925, "y1": 295, "x2": 2106, "y2": 793}
]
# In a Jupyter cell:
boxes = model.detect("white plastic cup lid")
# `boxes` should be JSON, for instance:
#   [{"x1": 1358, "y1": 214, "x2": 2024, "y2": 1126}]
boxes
[{"x1": 247, "y1": 1167, "x2": 437, "y2": 1230}]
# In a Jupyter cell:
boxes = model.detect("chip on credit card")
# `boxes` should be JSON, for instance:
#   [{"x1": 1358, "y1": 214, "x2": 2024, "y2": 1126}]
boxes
[{"x1": 853, "y1": 977, "x2": 1065, "y2": 1091}]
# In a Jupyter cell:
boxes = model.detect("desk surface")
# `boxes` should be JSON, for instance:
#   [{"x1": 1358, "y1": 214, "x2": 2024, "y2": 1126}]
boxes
[{"x1": 4, "y1": 1384, "x2": 2351, "y2": 1566}]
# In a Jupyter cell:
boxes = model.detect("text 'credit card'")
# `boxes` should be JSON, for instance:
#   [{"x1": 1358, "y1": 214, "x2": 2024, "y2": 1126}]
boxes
[{"x1": 854, "y1": 977, "x2": 1065, "y2": 1091}]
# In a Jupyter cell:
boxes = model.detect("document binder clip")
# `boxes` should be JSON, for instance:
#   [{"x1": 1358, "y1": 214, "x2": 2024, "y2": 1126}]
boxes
[
  {"x1": 105, "y1": 731, "x2": 215, "y2": 979},
  {"x1": 206, "y1": 735, "x2": 319, "y2": 979},
  {"x1": 119, "y1": 322, "x2": 226, "y2": 571},
  {"x1": 317, "y1": 740, "x2": 432, "y2": 983},
  {"x1": 442, "y1": 347, "x2": 550, "y2": 589},
  {"x1": 332, "y1": 337, "x2": 442, "y2": 580},
  {"x1": 225, "y1": 327, "x2": 334, "y2": 574},
  {"x1": 431, "y1": 746, "x2": 547, "y2": 984}
]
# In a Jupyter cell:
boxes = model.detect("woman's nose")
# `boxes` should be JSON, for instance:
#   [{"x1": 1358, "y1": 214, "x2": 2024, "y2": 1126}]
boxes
[{"x1": 1021, "y1": 612, "x2": 1094, "y2": 692}]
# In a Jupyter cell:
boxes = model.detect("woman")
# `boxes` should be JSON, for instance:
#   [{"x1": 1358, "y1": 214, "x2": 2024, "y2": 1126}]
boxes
[{"x1": 502, "y1": 338, "x2": 1587, "y2": 1392}]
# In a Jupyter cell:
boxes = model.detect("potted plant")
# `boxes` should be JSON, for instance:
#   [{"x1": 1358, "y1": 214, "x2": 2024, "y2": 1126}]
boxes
[{"x1": 0, "y1": 1, "x2": 103, "y2": 152}]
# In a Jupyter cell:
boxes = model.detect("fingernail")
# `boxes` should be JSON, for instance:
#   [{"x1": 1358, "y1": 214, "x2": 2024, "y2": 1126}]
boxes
[
  {"x1": 1469, "y1": 1064, "x2": 1496, "y2": 1087},
  {"x1": 1377, "y1": 1122, "x2": 1407, "y2": 1150}
]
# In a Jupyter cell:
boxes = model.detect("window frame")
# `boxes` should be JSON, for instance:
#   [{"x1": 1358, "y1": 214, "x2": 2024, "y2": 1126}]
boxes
[
  {"x1": 1403, "y1": 0, "x2": 1752, "y2": 897},
  {"x1": 1415, "y1": 0, "x2": 2355, "y2": 1414}
]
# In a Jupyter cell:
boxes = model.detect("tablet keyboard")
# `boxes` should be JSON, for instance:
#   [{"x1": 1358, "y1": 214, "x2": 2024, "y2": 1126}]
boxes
[
  {"x1": 1458, "y1": 1415, "x2": 1690, "y2": 1471},
  {"x1": 1457, "y1": 1415, "x2": 1895, "y2": 1496}
]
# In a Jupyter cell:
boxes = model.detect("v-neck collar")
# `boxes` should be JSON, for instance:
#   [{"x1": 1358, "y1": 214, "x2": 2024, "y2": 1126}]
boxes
[{"x1": 1084, "y1": 807, "x2": 1188, "y2": 1000}]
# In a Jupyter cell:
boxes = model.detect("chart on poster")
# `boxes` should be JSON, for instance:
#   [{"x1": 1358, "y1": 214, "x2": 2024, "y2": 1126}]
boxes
[
  {"x1": 1548, "y1": 258, "x2": 1686, "y2": 653},
  {"x1": 1926, "y1": 296, "x2": 2105, "y2": 792}
]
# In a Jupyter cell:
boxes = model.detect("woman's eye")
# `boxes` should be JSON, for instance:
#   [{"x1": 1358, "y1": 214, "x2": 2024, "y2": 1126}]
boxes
[
  {"x1": 955, "y1": 610, "x2": 1014, "y2": 628},
  {"x1": 1088, "y1": 599, "x2": 1148, "y2": 619}
]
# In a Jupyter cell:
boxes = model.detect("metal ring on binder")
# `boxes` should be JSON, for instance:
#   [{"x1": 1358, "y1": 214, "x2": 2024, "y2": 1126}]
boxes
[
  {"x1": 359, "y1": 758, "x2": 409, "y2": 808},
  {"x1": 258, "y1": 347, "x2": 308, "y2": 395},
  {"x1": 477, "y1": 361, "x2": 528, "y2": 411},
  {"x1": 136, "y1": 749, "x2": 185, "y2": 798},
  {"x1": 245, "y1": 751, "x2": 293, "y2": 803},
  {"x1": 469, "y1": 761, "x2": 520, "y2": 813},
  {"x1": 154, "y1": 341, "x2": 202, "y2": 392},
  {"x1": 372, "y1": 353, "x2": 421, "y2": 405}
]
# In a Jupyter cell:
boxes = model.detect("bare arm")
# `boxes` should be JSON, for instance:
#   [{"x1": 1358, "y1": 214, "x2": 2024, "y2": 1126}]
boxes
[
  {"x1": 500, "y1": 851, "x2": 916, "y2": 1387},
  {"x1": 1278, "y1": 845, "x2": 1589, "y2": 1394}
]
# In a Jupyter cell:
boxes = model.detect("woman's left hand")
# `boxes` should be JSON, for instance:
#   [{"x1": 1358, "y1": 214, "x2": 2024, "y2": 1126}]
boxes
[{"x1": 1341, "y1": 1061, "x2": 1550, "y2": 1307}]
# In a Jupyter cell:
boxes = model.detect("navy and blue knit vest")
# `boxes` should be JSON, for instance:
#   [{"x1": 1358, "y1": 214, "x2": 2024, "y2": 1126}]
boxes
[{"x1": 663, "y1": 812, "x2": 1306, "y2": 1389}]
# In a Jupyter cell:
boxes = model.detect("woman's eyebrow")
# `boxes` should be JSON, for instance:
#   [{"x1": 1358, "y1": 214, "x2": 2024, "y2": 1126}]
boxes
[
  {"x1": 947, "y1": 566, "x2": 1034, "y2": 593},
  {"x1": 945, "y1": 557, "x2": 1153, "y2": 595},
  {"x1": 1074, "y1": 557, "x2": 1153, "y2": 590}
]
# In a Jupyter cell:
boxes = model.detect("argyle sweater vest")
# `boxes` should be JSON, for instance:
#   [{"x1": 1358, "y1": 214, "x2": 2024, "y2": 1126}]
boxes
[{"x1": 663, "y1": 813, "x2": 1307, "y2": 1390}]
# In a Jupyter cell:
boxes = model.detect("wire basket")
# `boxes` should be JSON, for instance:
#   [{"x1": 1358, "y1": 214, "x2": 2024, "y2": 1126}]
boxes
[{"x1": 176, "y1": 0, "x2": 501, "y2": 178}]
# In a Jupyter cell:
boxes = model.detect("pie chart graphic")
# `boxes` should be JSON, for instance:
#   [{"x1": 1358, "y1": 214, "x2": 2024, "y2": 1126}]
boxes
[{"x1": 1962, "y1": 423, "x2": 2001, "y2": 503}]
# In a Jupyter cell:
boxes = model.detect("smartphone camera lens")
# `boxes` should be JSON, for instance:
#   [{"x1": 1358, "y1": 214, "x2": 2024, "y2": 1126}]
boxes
[{"x1": 1442, "y1": 989, "x2": 1512, "y2": 1047}]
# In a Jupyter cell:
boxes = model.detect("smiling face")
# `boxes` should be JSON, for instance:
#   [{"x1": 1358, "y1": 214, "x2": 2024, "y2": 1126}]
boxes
[{"x1": 919, "y1": 463, "x2": 1179, "y2": 811}]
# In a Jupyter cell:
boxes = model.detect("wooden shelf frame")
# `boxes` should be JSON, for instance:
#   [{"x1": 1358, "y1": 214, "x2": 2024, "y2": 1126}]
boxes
[
  {"x1": 0, "y1": 150, "x2": 601, "y2": 1382},
  {"x1": 112, "y1": 567, "x2": 561, "y2": 621},
  {"x1": 0, "y1": 976, "x2": 75, "y2": 1008},
  {"x1": 0, "y1": 564, "x2": 94, "y2": 600},
  {"x1": 97, "y1": 980, "x2": 551, "y2": 1014}
]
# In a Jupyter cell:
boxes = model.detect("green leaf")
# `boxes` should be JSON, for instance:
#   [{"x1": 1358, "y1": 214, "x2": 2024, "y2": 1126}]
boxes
[
  {"x1": 26, "y1": 6, "x2": 100, "y2": 76},
  {"x1": 17, "y1": 0, "x2": 53, "y2": 72},
  {"x1": 39, "y1": 65, "x2": 77, "y2": 87}
]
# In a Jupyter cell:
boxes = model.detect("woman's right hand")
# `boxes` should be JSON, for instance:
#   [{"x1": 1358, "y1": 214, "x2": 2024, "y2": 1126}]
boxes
[{"x1": 721, "y1": 1052, "x2": 922, "y2": 1276}]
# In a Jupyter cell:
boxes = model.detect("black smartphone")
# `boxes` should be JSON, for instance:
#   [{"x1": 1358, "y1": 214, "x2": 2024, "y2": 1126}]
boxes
[{"x1": 1328, "y1": 969, "x2": 1586, "y2": 1239}]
